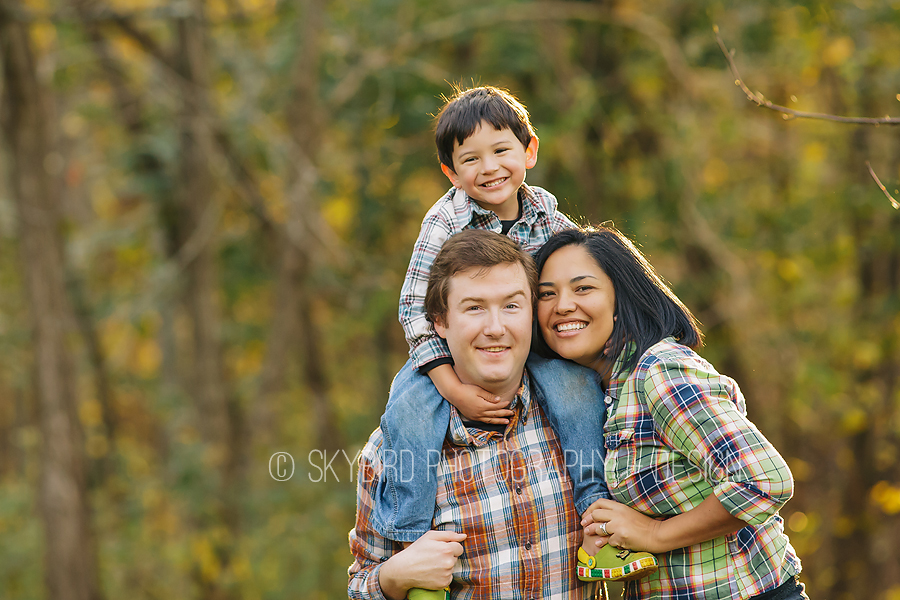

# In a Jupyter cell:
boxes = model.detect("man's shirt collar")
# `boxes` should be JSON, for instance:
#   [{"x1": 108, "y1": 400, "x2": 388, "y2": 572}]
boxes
[{"x1": 446, "y1": 371, "x2": 532, "y2": 447}]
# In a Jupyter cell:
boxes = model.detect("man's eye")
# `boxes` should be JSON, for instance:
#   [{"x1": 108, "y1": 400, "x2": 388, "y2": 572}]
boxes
[{"x1": 505, "y1": 303, "x2": 520, "y2": 310}]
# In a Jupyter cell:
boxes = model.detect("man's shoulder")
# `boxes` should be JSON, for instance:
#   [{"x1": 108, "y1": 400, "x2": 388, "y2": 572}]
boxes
[{"x1": 358, "y1": 427, "x2": 386, "y2": 467}]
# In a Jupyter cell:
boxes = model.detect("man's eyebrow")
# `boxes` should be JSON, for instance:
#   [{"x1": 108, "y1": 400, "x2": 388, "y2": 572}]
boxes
[
  {"x1": 538, "y1": 275, "x2": 599, "y2": 287},
  {"x1": 457, "y1": 289, "x2": 528, "y2": 304}
]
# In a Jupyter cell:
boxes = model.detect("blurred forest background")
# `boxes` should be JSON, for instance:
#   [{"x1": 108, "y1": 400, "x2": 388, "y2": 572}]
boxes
[{"x1": 1, "y1": 0, "x2": 899, "y2": 599}]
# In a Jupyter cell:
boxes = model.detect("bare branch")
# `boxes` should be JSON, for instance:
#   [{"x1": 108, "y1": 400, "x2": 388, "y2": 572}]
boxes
[
  {"x1": 866, "y1": 161, "x2": 900, "y2": 210},
  {"x1": 331, "y1": 2, "x2": 696, "y2": 106},
  {"x1": 714, "y1": 26, "x2": 900, "y2": 126}
]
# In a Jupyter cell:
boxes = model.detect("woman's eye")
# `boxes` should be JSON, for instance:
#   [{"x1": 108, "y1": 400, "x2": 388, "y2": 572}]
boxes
[
  {"x1": 538, "y1": 291, "x2": 554, "y2": 299},
  {"x1": 576, "y1": 285, "x2": 594, "y2": 293}
]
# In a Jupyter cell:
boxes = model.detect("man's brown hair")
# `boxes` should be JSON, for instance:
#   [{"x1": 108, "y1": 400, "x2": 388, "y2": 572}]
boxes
[{"x1": 425, "y1": 230, "x2": 538, "y2": 324}]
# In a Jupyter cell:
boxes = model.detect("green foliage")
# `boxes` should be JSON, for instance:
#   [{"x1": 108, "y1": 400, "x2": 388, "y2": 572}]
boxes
[{"x1": 1, "y1": 0, "x2": 899, "y2": 598}]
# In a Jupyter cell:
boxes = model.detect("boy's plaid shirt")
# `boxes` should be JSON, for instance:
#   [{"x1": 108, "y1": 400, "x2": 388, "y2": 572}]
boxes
[
  {"x1": 348, "y1": 373, "x2": 591, "y2": 600},
  {"x1": 606, "y1": 339, "x2": 802, "y2": 599},
  {"x1": 399, "y1": 184, "x2": 576, "y2": 370}
]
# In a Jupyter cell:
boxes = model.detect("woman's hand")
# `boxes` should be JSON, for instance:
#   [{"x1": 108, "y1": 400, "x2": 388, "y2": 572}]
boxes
[
  {"x1": 581, "y1": 498, "x2": 664, "y2": 553},
  {"x1": 582, "y1": 494, "x2": 746, "y2": 554}
]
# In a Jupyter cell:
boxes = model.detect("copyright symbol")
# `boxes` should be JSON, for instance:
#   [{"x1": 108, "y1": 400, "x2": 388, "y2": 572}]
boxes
[{"x1": 269, "y1": 452, "x2": 295, "y2": 481}]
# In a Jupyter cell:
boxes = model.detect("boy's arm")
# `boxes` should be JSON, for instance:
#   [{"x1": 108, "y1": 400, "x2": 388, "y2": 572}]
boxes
[
  {"x1": 428, "y1": 364, "x2": 514, "y2": 425},
  {"x1": 398, "y1": 209, "x2": 454, "y2": 370}
]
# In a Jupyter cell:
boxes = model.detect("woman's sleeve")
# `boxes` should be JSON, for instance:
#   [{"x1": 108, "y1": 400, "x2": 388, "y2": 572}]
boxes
[{"x1": 642, "y1": 356, "x2": 794, "y2": 525}]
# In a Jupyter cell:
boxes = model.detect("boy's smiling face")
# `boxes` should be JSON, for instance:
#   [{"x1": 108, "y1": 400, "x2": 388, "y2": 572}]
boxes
[{"x1": 441, "y1": 122, "x2": 539, "y2": 221}]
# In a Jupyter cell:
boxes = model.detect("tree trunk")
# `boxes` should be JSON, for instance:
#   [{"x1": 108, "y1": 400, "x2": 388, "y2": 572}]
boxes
[
  {"x1": 0, "y1": 11, "x2": 102, "y2": 600},
  {"x1": 284, "y1": 0, "x2": 343, "y2": 452},
  {"x1": 174, "y1": 7, "x2": 240, "y2": 599}
]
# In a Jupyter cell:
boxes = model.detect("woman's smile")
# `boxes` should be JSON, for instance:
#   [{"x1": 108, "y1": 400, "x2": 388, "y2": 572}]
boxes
[{"x1": 537, "y1": 244, "x2": 616, "y2": 371}]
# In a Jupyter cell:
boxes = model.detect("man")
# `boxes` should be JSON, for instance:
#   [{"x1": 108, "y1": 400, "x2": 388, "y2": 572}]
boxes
[{"x1": 348, "y1": 229, "x2": 595, "y2": 600}]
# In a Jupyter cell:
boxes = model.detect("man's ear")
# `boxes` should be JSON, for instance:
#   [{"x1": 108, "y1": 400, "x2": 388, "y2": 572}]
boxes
[
  {"x1": 525, "y1": 135, "x2": 539, "y2": 169},
  {"x1": 441, "y1": 163, "x2": 461, "y2": 188},
  {"x1": 433, "y1": 317, "x2": 448, "y2": 339}
]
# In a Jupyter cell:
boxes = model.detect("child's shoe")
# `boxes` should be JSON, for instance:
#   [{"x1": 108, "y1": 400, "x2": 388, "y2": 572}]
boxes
[
  {"x1": 577, "y1": 545, "x2": 658, "y2": 581},
  {"x1": 407, "y1": 587, "x2": 450, "y2": 600}
]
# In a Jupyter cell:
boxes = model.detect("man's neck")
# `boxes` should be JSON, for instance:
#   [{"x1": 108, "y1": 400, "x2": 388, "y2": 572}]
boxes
[{"x1": 474, "y1": 377, "x2": 522, "y2": 407}]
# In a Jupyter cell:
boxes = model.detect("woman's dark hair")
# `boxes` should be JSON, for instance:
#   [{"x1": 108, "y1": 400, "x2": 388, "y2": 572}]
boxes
[{"x1": 533, "y1": 225, "x2": 703, "y2": 376}]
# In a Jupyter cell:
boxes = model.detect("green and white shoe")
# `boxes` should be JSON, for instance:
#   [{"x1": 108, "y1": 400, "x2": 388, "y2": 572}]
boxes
[{"x1": 577, "y1": 545, "x2": 658, "y2": 581}]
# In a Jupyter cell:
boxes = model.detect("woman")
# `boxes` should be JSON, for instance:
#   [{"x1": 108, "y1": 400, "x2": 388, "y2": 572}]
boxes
[{"x1": 533, "y1": 225, "x2": 808, "y2": 600}]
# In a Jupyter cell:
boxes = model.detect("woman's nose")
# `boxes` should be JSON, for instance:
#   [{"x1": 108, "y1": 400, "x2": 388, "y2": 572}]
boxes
[{"x1": 555, "y1": 290, "x2": 576, "y2": 313}]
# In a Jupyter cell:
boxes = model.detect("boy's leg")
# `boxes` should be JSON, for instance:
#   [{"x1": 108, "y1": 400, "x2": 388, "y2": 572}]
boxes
[
  {"x1": 526, "y1": 353, "x2": 610, "y2": 514},
  {"x1": 375, "y1": 359, "x2": 450, "y2": 543},
  {"x1": 527, "y1": 354, "x2": 658, "y2": 581}
]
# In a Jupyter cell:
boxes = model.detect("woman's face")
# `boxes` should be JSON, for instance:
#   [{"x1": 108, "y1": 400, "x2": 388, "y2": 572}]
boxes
[{"x1": 537, "y1": 244, "x2": 616, "y2": 371}]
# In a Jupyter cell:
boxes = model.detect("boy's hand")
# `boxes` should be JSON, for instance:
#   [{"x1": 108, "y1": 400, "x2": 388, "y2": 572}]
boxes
[
  {"x1": 428, "y1": 364, "x2": 513, "y2": 424},
  {"x1": 450, "y1": 383, "x2": 514, "y2": 424}
]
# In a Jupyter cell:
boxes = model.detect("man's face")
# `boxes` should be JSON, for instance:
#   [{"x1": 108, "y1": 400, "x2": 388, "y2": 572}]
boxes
[{"x1": 433, "y1": 262, "x2": 532, "y2": 394}]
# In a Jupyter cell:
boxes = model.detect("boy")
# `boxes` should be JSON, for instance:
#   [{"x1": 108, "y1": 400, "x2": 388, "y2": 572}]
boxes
[{"x1": 376, "y1": 87, "x2": 656, "y2": 596}]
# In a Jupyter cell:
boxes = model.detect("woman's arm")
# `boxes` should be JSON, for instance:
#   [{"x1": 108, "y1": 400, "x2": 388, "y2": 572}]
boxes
[{"x1": 583, "y1": 494, "x2": 745, "y2": 554}]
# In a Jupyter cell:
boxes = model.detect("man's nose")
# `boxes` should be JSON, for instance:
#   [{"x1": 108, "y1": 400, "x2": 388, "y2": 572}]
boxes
[{"x1": 483, "y1": 310, "x2": 506, "y2": 336}]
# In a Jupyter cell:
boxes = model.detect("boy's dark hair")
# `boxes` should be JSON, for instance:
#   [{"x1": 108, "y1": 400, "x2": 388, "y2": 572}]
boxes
[
  {"x1": 434, "y1": 86, "x2": 536, "y2": 171},
  {"x1": 533, "y1": 225, "x2": 703, "y2": 376},
  {"x1": 425, "y1": 229, "x2": 537, "y2": 324}
]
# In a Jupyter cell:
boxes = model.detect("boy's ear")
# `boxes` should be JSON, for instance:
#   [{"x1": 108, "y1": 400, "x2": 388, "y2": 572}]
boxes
[
  {"x1": 441, "y1": 163, "x2": 461, "y2": 188},
  {"x1": 525, "y1": 136, "x2": 539, "y2": 169}
]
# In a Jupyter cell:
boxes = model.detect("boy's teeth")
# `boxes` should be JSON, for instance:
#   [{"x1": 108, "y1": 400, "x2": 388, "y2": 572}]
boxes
[
  {"x1": 483, "y1": 178, "x2": 507, "y2": 188},
  {"x1": 557, "y1": 322, "x2": 586, "y2": 332},
  {"x1": 483, "y1": 346, "x2": 505, "y2": 352}
]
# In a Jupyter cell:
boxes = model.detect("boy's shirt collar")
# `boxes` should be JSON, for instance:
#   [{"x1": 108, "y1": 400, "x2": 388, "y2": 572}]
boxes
[{"x1": 450, "y1": 184, "x2": 546, "y2": 228}]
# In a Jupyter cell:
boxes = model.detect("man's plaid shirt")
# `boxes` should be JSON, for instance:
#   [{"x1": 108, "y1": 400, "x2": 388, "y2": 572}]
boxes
[
  {"x1": 348, "y1": 372, "x2": 591, "y2": 600},
  {"x1": 399, "y1": 184, "x2": 576, "y2": 370},
  {"x1": 606, "y1": 339, "x2": 802, "y2": 599}
]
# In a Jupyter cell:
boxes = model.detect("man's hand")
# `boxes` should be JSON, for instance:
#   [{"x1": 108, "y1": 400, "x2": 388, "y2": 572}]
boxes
[
  {"x1": 379, "y1": 530, "x2": 466, "y2": 600},
  {"x1": 428, "y1": 365, "x2": 513, "y2": 424}
]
